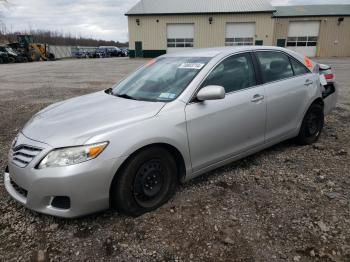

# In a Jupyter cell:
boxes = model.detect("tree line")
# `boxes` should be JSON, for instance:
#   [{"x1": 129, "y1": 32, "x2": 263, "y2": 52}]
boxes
[
  {"x1": 0, "y1": 1, "x2": 128, "y2": 47},
  {"x1": 0, "y1": 29, "x2": 128, "y2": 47}
]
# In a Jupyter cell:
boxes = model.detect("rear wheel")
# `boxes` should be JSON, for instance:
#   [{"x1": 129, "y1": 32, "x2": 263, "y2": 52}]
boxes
[
  {"x1": 111, "y1": 147, "x2": 178, "y2": 216},
  {"x1": 8, "y1": 57, "x2": 15, "y2": 63},
  {"x1": 296, "y1": 103, "x2": 324, "y2": 145}
]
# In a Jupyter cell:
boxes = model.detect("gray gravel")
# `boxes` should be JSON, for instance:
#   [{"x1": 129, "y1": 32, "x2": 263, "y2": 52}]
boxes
[{"x1": 0, "y1": 57, "x2": 349, "y2": 262}]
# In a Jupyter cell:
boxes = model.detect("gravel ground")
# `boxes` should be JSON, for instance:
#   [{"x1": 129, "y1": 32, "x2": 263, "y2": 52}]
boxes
[{"x1": 0, "y1": 57, "x2": 349, "y2": 262}]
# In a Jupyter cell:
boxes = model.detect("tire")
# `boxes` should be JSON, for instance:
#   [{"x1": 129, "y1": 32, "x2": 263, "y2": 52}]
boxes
[
  {"x1": 296, "y1": 103, "x2": 324, "y2": 145},
  {"x1": 48, "y1": 53, "x2": 55, "y2": 61},
  {"x1": 29, "y1": 50, "x2": 41, "y2": 62},
  {"x1": 111, "y1": 147, "x2": 178, "y2": 216}
]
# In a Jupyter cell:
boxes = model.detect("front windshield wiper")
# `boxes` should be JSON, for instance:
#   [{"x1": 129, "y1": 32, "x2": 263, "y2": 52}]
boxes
[
  {"x1": 115, "y1": 93, "x2": 139, "y2": 101},
  {"x1": 105, "y1": 88, "x2": 113, "y2": 94},
  {"x1": 105, "y1": 88, "x2": 140, "y2": 101}
]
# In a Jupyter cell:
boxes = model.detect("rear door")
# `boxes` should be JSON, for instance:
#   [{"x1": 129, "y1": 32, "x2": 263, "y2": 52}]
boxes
[
  {"x1": 254, "y1": 50, "x2": 315, "y2": 142},
  {"x1": 185, "y1": 52, "x2": 266, "y2": 172}
]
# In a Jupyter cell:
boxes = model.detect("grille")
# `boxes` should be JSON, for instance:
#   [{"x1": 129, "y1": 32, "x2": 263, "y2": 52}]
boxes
[
  {"x1": 12, "y1": 144, "x2": 42, "y2": 168},
  {"x1": 10, "y1": 178, "x2": 28, "y2": 198}
]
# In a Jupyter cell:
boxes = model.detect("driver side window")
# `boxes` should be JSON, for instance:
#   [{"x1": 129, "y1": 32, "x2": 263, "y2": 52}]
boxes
[{"x1": 202, "y1": 53, "x2": 256, "y2": 93}]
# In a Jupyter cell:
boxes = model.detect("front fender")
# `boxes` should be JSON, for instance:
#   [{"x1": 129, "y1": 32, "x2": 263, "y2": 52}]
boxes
[{"x1": 86, "y1": 101, "x2": 192, "y2": 178}]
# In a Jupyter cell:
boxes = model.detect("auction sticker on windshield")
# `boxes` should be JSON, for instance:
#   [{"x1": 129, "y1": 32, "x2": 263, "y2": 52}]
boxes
[
  {"x1": 178, "y1": 63, "x2": 205, "y2": 70},
  {"x1": 159, "y1": 93, "x2": 176, "y2": 99}
]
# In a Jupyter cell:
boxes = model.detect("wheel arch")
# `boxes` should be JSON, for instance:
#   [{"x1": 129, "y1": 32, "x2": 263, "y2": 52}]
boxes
[
  {"x1": 109, "y1": 142, "x2": 187, "y2": 206},
  {"x1": 312, "y1": 97, "x2": 324, "y2": 107},
  {"x1": 296, "y1": 96, "x2": 324, "y2": 135}
]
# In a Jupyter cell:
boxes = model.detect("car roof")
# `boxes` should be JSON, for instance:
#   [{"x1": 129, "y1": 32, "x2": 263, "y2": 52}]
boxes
[
  {"x1": 162, "y1": 46, "x2": 294, "y2": 58},
  {"x1": 162, "y1": 45, "x2": 311, "y2": 68}
]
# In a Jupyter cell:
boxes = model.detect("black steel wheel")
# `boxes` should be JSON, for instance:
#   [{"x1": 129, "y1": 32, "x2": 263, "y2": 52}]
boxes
[
  {"x1": 133, "y1": 159, "x2": 166, "y2": 207},
  {"x1": 296, "y1": 103, "x2": 324, "y2": 145},
  {"x1": 111, "y1": 147, "x2": 178, "y2": 216}
]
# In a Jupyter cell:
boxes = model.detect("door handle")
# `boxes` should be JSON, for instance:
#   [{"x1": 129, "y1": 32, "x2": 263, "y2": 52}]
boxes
[
  {"x1": 251, "y1": 94, "x2": 264, "y2": 103},
  {"x1": 304, "y1": 79, "x2": 314, "y2": 86}
]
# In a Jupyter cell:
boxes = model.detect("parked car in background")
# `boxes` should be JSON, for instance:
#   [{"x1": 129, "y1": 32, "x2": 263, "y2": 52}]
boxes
[
  {"x1": 72, "y1": 49, "x2": 89, "y2": 59},
  {"x1": 97, "y1": 46, "x2": 126, "y2": 57},
  {"x1": 120, "y1": 48, "x2": 129, "y2": 57},
  {"x1": 0, "y1": 45, "x2": 27, "y2": 63},
  {"x1": 4, "y1": 46, "x2": 337, "y2": 218},
  {"x1": 0, "y1": 51, "x2": 10, "y2": 64}
]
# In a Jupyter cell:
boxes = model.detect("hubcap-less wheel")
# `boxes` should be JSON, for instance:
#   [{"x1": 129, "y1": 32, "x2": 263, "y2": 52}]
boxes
[
  {"x1": 111, "y1": 147, "x2": 178, "y2": 216},
  {"x1": 296, "y1": 103, "x2": 324, "y2": 145},
  {"x1": 133, "y1": 160, "x2": 164, "y2": 206},
  {"x1": 305, "y1": 112, "x2": 321, "y2": 137}
]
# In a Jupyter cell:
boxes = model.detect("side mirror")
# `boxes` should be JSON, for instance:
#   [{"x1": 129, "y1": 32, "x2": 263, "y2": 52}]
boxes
[{"x1": 196, "y1": 85, "x2": 225, "y2": 101}]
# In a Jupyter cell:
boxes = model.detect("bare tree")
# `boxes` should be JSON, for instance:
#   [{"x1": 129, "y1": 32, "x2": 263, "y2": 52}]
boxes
[
  {"x1": 0, "y1": 1, "x2": 128, "y2": 47},
  {"x1": 1, "y1": 28, "x2": 128, "y2": 47},
  {"x1": 0, "y1": 0, "x2": 7, "y2": 42}
]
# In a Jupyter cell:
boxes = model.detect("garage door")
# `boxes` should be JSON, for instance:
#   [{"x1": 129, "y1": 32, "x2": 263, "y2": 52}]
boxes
[
  {"x1": 287, "y1": 21, "x2": 320, "y2": 57},
  {"x1": 225, "y1": 23, "x2": 255, "y2": 46},
  {"x1": 167, "y1": 24, "x2": 194, "y2": 53}
]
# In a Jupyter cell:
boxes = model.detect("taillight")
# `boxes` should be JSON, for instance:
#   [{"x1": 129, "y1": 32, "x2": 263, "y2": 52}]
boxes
[{"x1": 324, "y1": 74, "x2": 334, "y2": 81}]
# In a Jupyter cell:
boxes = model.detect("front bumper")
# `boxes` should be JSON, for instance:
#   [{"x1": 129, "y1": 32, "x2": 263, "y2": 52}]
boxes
[{"x1": 4, "y1": 133, "x2": 126, "y2": 218}]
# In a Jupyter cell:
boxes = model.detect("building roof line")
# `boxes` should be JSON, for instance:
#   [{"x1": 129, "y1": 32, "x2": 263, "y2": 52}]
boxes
[
  {"x1": 126, "y1": 11, "x2": 275, "y2": 17},
  {"x1": 126, "y1": 0, "x2": 275, "y2": 16},
  {"x1": 274, "y1": 4, "x2": 350, "y2": 17}
]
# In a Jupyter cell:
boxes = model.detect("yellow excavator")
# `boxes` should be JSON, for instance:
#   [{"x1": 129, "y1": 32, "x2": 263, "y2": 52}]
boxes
[{"x1": 9, "y1": 35, "x2": 55, "y2": 62}]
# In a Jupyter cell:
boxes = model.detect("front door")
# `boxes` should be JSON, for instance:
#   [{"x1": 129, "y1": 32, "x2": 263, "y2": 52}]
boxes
[
  {"x1": 135, "y1": 41, "x2": 143, "y2": 57},
  {"x1": 185, "y1": 52, "x2": 266, "y2": 172}
]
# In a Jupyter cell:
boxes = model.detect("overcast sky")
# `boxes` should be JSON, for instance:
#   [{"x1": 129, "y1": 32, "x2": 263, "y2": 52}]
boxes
[{"x1": 0, "y1": 0, "x2": 350, "y2": 42}]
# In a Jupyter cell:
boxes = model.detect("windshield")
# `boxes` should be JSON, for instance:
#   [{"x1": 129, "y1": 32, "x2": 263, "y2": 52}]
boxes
[{"x1": 112, "y1": 57, "x2": 211, "y2": 102}]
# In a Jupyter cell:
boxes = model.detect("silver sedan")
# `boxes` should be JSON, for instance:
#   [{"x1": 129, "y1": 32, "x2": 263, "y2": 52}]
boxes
[{"x1": 4, "y1": 46, "x2": 338, "y2": 217}]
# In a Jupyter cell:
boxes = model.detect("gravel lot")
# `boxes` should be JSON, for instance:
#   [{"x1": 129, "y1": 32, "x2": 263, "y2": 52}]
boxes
[{"x1": 0, "y1": 57, "x2": 349, "y2": 262}]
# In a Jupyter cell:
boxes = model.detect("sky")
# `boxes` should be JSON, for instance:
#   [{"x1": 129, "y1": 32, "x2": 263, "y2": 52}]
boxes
[{"x1": 0, "y1": 0, "x2": 350, "y2": 42}]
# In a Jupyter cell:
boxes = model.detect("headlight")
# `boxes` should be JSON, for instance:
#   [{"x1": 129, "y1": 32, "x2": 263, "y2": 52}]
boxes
[{"x1": 38, "y1": 142, "x2": 108, "y2": 169}]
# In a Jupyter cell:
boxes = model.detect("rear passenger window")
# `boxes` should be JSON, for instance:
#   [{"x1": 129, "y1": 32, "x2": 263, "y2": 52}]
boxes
[
  {"x1": 290, "y1": 58, "x2": 310, "y2": 76},
  {"x1": 202, "y1": 53, "x2": 256, "y2": 93},
  {"x1": 256, "y1": 51, "x2": 293, "y2": 83}
]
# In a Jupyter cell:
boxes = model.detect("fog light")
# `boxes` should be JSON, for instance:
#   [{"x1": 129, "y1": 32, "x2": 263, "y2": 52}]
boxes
[{"x1": 51, "y1": 196, "x2": 71, "y2": 209}]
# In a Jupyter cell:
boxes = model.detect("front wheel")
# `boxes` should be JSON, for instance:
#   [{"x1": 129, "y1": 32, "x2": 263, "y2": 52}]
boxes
[
  {"x1": 296, "y1": 103, "x2": 324, "y2": 145},
  {"x1": 111, "y1": 147, "x2": 178, "y2": 216}
]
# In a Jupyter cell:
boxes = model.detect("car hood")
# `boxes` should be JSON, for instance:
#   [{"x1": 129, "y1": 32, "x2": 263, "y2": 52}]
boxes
[{"x1": 22, "y1": 91, "x2": 165, "y2": 147}]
